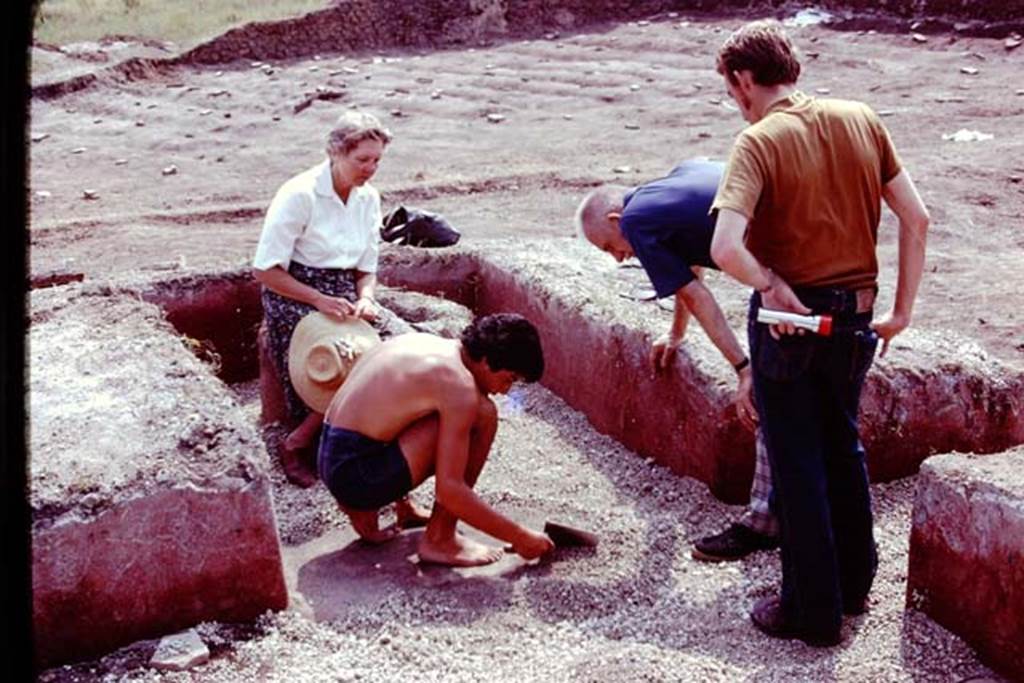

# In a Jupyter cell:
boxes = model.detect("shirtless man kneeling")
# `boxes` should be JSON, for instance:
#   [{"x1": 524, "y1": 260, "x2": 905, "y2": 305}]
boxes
[{"x1": 319, "y1": 312, "x2": 556, "y2": 567}]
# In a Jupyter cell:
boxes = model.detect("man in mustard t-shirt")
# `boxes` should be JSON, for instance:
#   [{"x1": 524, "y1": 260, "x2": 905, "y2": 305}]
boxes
[{"x1": 709, "y1": 20, "x2": 929, "y2": 646}]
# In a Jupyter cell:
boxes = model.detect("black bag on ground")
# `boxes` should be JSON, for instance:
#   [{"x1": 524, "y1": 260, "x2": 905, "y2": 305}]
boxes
[{"x1": 381, "y1": 206, "x2": 461, "y2": 247}]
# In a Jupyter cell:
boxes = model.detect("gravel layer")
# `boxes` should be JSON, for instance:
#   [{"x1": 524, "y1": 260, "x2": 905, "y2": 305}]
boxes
[{"x1": 39, "y1": 379, "x2": 1004, "y2": 682}]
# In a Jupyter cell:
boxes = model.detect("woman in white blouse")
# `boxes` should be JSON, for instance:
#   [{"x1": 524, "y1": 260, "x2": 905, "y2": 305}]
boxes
[{"x1": 253, "y1": 110, "x2": 392, "y2": 486}]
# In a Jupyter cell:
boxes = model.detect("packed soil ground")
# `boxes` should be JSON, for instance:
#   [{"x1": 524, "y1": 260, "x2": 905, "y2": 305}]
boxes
[{"x1": 27, "y1": 3, "x2": 1023, "y2": 682}]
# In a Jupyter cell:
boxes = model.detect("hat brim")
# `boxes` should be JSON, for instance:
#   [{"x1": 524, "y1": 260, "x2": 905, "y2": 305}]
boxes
[{"x1": 287, "y1": 312, "x2": 381, "y2": 414}]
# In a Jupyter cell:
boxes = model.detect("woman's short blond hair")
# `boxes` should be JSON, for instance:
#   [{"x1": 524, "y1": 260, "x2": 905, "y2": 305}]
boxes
[{"x1": 326, "y1": 110, "x2": 392, "y2": 156}]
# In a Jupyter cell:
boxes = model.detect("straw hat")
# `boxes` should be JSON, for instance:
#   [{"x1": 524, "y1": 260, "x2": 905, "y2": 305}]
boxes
[{"x1": 287, "y1": 312, "x2": 381, "y2": 413}]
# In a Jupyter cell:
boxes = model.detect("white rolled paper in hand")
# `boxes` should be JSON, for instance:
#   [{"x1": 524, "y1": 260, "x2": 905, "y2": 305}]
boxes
[{"x1": 756, "y1": 308, "x2": 833, "y2": 336}]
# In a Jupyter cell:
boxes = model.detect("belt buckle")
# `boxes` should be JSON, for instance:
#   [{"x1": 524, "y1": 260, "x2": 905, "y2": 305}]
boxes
[{"x1": 855, "y1": 289, "x2": 876, "y2": 314}]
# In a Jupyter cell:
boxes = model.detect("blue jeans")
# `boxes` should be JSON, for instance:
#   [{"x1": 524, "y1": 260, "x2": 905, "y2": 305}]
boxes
[{"x1": 749, "y1": 289, "x2": 879, "y2": 635}]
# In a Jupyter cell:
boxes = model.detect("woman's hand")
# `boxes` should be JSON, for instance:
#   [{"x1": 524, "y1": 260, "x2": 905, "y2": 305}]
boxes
[
  {"x1": 353, "y1": 296, "x2": 378, "y2": 322},
  {"x1": 315, "y1": 292, "x2": 356, "y2": 319}
]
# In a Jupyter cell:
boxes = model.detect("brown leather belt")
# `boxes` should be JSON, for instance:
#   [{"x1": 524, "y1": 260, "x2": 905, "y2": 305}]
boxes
[
  {"x1": 791, "y1": 286, "x2": 877, "y2": 316},
  {"x1": 854, "y1": 288, "x2": 876, "y2": 314}
]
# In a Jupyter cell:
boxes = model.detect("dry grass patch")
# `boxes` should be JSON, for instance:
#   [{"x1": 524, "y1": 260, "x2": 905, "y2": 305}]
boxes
[{"x1": 33, "y1": 0, "x2": 329, "y2": 48}]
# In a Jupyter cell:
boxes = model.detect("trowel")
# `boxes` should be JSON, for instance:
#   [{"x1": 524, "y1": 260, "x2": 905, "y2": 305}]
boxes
[{"x1": 506, "y1": 520, "x2": 598, "y2": 556}]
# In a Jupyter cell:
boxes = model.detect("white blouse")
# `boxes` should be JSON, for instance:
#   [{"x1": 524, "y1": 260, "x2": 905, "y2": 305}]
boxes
[{"x1": 253, "y1": 160, "x2": 381, "y2": 273}]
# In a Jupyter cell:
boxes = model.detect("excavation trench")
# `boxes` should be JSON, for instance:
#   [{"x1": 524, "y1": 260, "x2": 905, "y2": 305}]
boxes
[{"x1": 149, "y1": 241, "x2": 1024, "y2": 504}]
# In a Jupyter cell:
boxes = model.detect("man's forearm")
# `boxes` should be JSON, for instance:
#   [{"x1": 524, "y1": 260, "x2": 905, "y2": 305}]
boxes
[
  {"x1": 436, "y1": 479, "x2": 527, "y2": 545},
  {"x1": 710, "y1": 209, "x2": 774, "y2": 292},
  {"x1": 679, "y1": 280, "x2": 747, "y2": 367},
  {"x1": 670, "y1": 291, "x2": 692, "y2": 339},
  {"x1": 892, "y1": 216, "x2": 927, "y2": 320}
]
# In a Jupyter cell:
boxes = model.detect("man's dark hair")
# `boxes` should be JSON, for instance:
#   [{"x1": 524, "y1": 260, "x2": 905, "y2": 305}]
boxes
[
  {"x1": 716, "y1": 19, "x2": 801, "y2": 87},
  {"x1": 461, "y1": 313, "x2": 544, "y2": 383}
]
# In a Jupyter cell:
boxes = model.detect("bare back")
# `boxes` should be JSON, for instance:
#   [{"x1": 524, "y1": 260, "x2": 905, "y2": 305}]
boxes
[{"x1": 324, "y1": 333, "x2": 479, "y2": 440}]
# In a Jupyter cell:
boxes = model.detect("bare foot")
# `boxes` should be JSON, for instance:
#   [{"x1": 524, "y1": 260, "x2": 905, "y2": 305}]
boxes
[
  {"x1": 394, "y1": 497, "x2": 430, "y2": 530},
  {"x1": 280, "y1": 444, "x2": 317, "y2": 488},
  {"x1": 342, "y1": 505, "x2": 399, "y2": 545},
  {"x1": 417, "y1": 532, "x2": 504, "y2": 567}
]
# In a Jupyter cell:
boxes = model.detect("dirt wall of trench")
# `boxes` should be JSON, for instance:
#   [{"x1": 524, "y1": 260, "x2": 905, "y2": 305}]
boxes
[{"x1": 378, "y1": 243, "x2": 1024, "y2": 503}]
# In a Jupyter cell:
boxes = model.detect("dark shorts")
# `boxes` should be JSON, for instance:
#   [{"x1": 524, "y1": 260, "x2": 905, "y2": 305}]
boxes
[{"x1": 318, "y1": 425, "x2": 413, "y2": 511}]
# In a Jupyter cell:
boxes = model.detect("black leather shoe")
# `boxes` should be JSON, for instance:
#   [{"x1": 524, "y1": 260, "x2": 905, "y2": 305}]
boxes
[
  {"x1": 843, "y1": 596, "x2": 868, "y2": 616},
  {"x1": 750, "y1": 596, "x2": 841, "y2": 648},
  {"x1": 692, "y1": 524, "x2": 779, "y2": 562}
]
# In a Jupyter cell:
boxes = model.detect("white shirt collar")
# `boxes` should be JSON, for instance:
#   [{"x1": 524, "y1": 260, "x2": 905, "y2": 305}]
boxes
[{"x1": 314, "y1": 159, "x2": 335, "y2": 198}]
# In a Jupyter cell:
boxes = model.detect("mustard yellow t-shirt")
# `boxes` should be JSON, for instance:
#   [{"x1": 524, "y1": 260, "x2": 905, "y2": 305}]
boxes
[{"x1": 712, "y1": 91, "x2": 902, "y2": 290}]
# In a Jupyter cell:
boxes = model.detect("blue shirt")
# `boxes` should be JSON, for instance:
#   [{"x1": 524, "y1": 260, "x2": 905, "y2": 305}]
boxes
[{"x1": 620, "y1": 159, "x2": 724, "y2": 298}]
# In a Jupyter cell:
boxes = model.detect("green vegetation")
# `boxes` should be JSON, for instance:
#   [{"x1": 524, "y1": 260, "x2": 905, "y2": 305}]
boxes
[{"x1": 33, "y1": 0, "x2": 329, "y2": 48}]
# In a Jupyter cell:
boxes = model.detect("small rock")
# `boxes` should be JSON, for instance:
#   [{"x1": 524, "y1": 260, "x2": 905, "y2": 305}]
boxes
[
  {"x1": 208, "y1": 89, "x2": 228, "y2": 97},
  {"x1": 71, "y1": 147, "x2": 86, "y2": 154},
  {"x1": 1009, "y1": 175, "x2": 1023, "y2": 184},
  {"x1": 81, "y1": 492, "x2": 103, "y2": 509},
  {"x1": 697, "y1": 131, "x2": 712, "y2": 139},
  {"x1": 543, "y1": 32, "x2": 559, "y2": 40},
  {"x1": 612, "y1": 165, "x2": 632, "y2": 174},
  {"x1": 415, "y1": 77, "x2": 433, "y2": 84},
  {"x1": 82, "y1": 189, "x2": 99, "y2": 200},
  {"x1": 624, "y1": 123, "x2": 640, "y2": 130},
  {"x1": 562, "y1": 114, "x2": 573, "y2": 120},
  {"x1": 150, "y1": 629, "x2": 209, "y2": 672},
  {"x1": 1006, "y1": 37, "x2": 1022, "y2": 51},
  {"x1": 31, "y1": 132, "x2": 49, "y2": 142},
  {"x1": 667, "y1": 12, "x2": 678, "y2": 18},
  {"x1": 272, "y1": 115, "x2": 281, "y2": 121},
  {"x1": 960, "y1": 66, "x2": 979, "y2": 75},
  {"x1": 815, "y1": 87, "x2": 831, "y2": 94},
  {"x1": 629, "y1": 84, "x2": 640, "y2": 92},
  {"x1": 250, "y1": 61, "x2": 262, "y2": 68},
  {"x1": 114, "y1": 159, "x2": 128, "y2": 165},
  {"x1": 805, "y1": 51, "x2": 820, "y2": 59},
  {"x1": 877, "y1": 109, "x2": 896, "y2": 117},
  {"x1": 485, "y1": 113, "x2": 505, "y2": 123},
  {"x1": 342, "y1": 66, "x2": 359, "y2": 74},
  {"x1": 430, "y1": 90, "x2": 443, "y2": 100},
  {"x1": 390, "y1": 109, "x2": 403, "y2": 117},
  {"x1": 214, "y1": 70, "x2": 223, "y2": 77},
  {"x1": 162, "y1": 164, "x2": 178, "y2": 176},
  {"x1": 309, "y1": 65, "x2": 319, "y2": 71},
  {"x1": 199, "y1": 109, "x2": 212, "y2": 116},
  {"x1": 35, "y1": 190, "x2": 51, "y2": 198},
  {"x1": 911, "y1": 33, "x2": 928, "y2": 43},
  {"x1": 135, "y1": 120, "x2": 145, "y2": 127}
]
